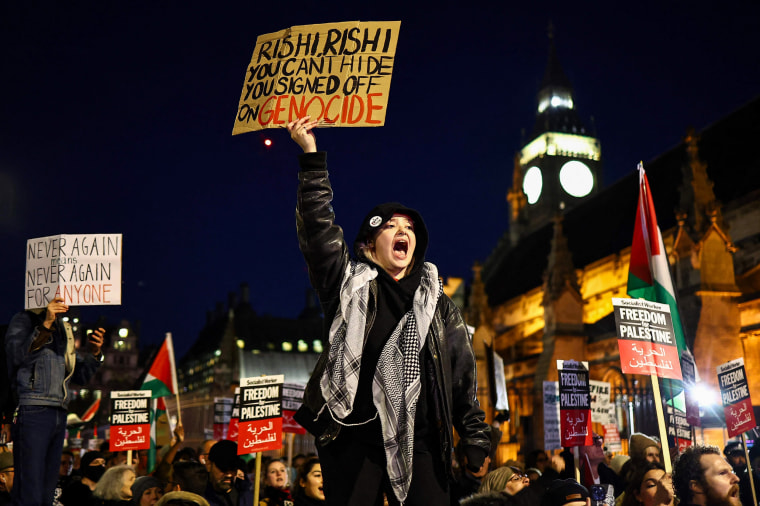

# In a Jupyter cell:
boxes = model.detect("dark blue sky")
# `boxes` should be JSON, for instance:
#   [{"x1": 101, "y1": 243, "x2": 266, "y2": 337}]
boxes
[{"x1": 2, "y1": 1, "x2": 758, "y2": 359}]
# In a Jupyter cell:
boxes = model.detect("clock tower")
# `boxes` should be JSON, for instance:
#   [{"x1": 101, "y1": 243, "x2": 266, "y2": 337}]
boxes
[{"x1": 508, "y1": 26, "x2": 602, "y2": 241}]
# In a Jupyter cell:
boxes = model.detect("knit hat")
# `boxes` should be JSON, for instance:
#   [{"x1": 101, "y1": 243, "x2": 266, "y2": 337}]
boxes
[
  {"x1": 541, "y1": 479, "x2": 590, "y2": 506},
  {"x1": 0, "y1": 452, "x2": 12, "y2": 472},
  {"x1": 629, "y1": 433, "x2": 659, "y2": 461},
  {"x1": 353, "y1": 202, "x2": 429, "y2": 262},
  {"x1": 156, "y1": 491, "x2": 210, "y2": 506},
  {"x1": 478, "y1": 466, "x2": 515, "y2": 493},
  {"x1": 207, "y1": 440, "x2": 239, "y2": 472},
  {"x1": 609, "y1": 454, "x2": 630, "y2": 475},
  {"x1": 132, "y1": 476, "x2": 162, "y2": 504},
  {"x1": 81, "y1": 450, "x2": 104, "y2": 468}
]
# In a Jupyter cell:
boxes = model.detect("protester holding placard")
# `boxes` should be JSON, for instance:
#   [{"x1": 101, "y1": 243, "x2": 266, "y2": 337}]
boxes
[
  {"x1": 288, "y1": 117, "x2": 491, "y2": 506},
  {"x1": 5, "y1": 296, "x2": 105, "y2": 506}
]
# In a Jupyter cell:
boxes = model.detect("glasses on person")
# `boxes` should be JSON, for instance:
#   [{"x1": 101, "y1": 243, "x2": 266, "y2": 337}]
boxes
[
  {"x1": 509, "y1": 467, "x2": 527, "y2": 481},
  {"x1": 593, "y1": 435, "x2": 604, "y2": 446}
]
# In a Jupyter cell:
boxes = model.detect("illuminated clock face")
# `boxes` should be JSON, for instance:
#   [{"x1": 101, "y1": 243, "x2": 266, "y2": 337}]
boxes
[
  {"x1": 559, "y1": 160, "x2": 594, "y2": 197},
  {"x1": 523, "y1": 166, "x2": 543, "y2": 204}
]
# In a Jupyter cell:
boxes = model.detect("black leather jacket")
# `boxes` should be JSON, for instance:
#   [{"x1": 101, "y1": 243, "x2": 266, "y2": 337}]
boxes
[{"x1": 293, "y1": 152, "x2": 490, "y2": 473}]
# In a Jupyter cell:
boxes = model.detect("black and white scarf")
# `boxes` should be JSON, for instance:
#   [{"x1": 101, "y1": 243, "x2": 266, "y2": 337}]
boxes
[{"x1": 319, "y1": 260, "x2": 442, "y2": 504}]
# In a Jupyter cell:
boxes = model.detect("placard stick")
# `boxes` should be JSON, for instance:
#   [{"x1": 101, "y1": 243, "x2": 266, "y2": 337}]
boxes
[
  {"x1": 287, "y1": 433, "x2": 295, "y2": 469},
  {"x1": 127, "y1": 450, "x2": 132, "y2": 467},
  {"x1": 253, "y1": 452, "x2": 262, "y2": 505},
  {"x1": 573, "y1": 447, "x2": 580, "y2": 482},
  {"x1": 651, "y1": 374, "x2": 672, "y2": 472},
  {"x1": 742, "y1": 433, "x2": 757, "y2": 505}
]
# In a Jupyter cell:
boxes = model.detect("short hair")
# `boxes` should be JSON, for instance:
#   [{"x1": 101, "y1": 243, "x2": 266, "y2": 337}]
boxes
[
  {"x1": 672, "y1": 445, "x2": 721, "y2": 503},
  {"x1": 93, "y1": 464, "x2": 135, "y2": 500},
  {"x1": 175, "y1": 447, "x2": 198, "y2": 462},
  {"x1": 61, "y1": 450, "x2": 75, "y2": 458},
  {"x1": 173, "y1": 461, "x2": 209, "y2": 495}
]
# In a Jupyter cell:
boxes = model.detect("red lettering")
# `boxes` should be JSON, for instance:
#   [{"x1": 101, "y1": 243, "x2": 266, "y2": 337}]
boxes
[
  {"x1": 346, "y1": 95, "x2": 364, "y2": 124},
  {"x1": 365, "y1": 93, "x2": 383, "y2": 124},
  {"x1": 257, "y1": 96, "x2": 278, "y2": 126},
  {"x1": 324, "y1": 96, "x2": 341, "y2": 124},
  {"x1": 288, "y1": 96, "x2": 307, "y2": 121},
  {"x1": 272, "y1": 95, "x2": 289, "y2": 124},
  {"x1": 102, "y1": 284, "x2": 112, "y2": 303}
]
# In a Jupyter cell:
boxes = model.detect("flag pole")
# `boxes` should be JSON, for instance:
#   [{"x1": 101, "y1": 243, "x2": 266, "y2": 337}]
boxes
[
  {"x1": 742, "y1": 432, "x2": 757, "y2": 505},
  {"x1": 166, "y1": 333, "x2": 182, "y2": 426},
  {"x1": 650, "y1": 374, "x2": 672, "y2": 473}
]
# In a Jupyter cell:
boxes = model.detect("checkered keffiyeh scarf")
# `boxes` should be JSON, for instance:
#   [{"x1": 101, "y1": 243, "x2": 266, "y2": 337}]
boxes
[{"x1": 320, "y1": 260, "x2": 442, "y2": 504}]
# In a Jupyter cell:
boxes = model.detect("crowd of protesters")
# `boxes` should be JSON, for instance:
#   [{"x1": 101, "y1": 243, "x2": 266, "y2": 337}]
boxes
[{"x1": 0, "y1": 422, "x2": 754, "y2": 505}]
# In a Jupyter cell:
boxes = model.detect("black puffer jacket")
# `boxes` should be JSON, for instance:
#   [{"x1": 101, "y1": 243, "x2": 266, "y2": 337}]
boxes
[{"x1": 293, "y1": 151, "x2": 491, "y2": 475}]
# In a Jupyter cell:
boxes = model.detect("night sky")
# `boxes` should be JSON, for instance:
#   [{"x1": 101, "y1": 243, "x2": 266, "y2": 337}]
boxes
[{"x1": 2, "y1": 1, "x2": 758, "y2": 359}]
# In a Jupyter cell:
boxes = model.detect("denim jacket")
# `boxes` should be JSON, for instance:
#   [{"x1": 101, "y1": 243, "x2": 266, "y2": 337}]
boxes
[{"x1": 5, "y1": 310, "x2": 101, "y2": 409}]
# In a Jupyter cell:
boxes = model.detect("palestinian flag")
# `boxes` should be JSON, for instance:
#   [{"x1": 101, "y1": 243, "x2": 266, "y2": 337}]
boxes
[
  {"x1": 627, "y1": 164, "x2": 688, "y2": 355},
  {"x1": 141, "y1": 333, "x2": 178, "y2": 473},
  {"x1": 142, "y1": 333, "x2": 178, "y2": 398},
  {"x1": 627, "y1": 164, "x2": 697, "y2": 422},
  {"x1": 81, "y1": 398, "x2": 101, "y2": 422}
]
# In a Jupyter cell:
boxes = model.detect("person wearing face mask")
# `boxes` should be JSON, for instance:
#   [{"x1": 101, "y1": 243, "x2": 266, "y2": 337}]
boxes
[
  {"x1": 288, "y1": 117, "x2": 490, "y2": 506},
  {"x1": 60, "y1": 450, "x2": 107, "y2": 505}
]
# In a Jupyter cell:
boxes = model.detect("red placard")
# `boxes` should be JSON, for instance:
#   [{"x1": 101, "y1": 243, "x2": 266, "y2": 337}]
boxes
[
  {"x1": 237, "y1": 375, "x2": 283, "y2": 455},
  {"x1": 282, "y1": 382, "x2": 306, "y2": 435},
  {"x1": 558, "y1": 360, "x2": 593, "y2": 447},
  {"x1": 718, "y1": 359, "x2": 757, "y2": 438},
  {"x1": 227, "y1": 388, "x2": 240, "y2": 442},
  {"x1": 109, "y1": 390, "x2": 151, "y2": 452},
  {"x1": 613, "y1": 298, "x2": 682, "y2": 380}
]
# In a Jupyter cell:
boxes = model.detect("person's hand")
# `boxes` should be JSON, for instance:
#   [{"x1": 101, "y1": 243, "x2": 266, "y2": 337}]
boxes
[
  {"x1": 88, "y1": 327, "x2": 105, "y2": 357},
  {"x1": 550, "y1": 454, "x2": 565, "y2": 473},
  {"x1": 173, "y1": 424, "x2": 184, "y2": 444},
  {"x1": 287, "y1": 116, "x2": 319, "y2": 153},
  {"x1": 43, "y1": 297, "x2": 69, "y2": 329}
]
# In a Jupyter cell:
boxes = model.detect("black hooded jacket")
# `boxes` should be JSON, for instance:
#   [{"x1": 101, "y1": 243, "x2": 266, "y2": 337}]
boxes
[{"x1": 293, "y1": 151, "x2": 490, "y2": 475}]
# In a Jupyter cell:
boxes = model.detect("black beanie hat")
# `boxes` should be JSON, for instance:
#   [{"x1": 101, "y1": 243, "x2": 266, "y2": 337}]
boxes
[{"x1": 353, "y1": 202, "x2": 428, "y2": 261}]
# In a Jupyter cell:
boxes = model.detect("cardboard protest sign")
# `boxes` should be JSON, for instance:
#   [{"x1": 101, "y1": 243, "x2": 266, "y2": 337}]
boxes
[
  {"x1": 282, "y1": 382, "x2": 306, "y2": 435},
  {"x1": 667, "y1": 404, "x2": 692, "y2": 452},
  {"x1": 227, "y1": 388, "x2": 241, "y2": 441},
  {"x1": 238, "y1": 375, "x2": 284, "y2": 454},
  {"x1": 233, "y1": 21, "x2": 400, "y2": 133},
  {"x1": 558, "y1": 360, "x2": 593, "y2": 447},
  {"x1": 109, "y1": 390, "x2": 151, "y2": 451},
  {"x1": 717, "y1": 358, "x2": 757, "y2": 438},
  {"x1": 612, "y1": 298, "x2": 682, "y2": 380},
  {"x1": 543, "y1": 381, "x2": 562, "y2": 451},
  {"x1": 590, "y1": 380, "x2": 614, "y2": 424},
  {"x1": 213, "y1": 397, "x2": 234, "y2": 440},
  {"x1": 25, "y1": 234, "x2": 122, "y2": 309}
]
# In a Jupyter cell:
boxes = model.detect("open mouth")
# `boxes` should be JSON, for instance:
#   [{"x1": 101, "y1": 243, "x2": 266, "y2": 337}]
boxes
[{"x1": 393, "y1": 238, "x2": 409, "y2": 258}]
